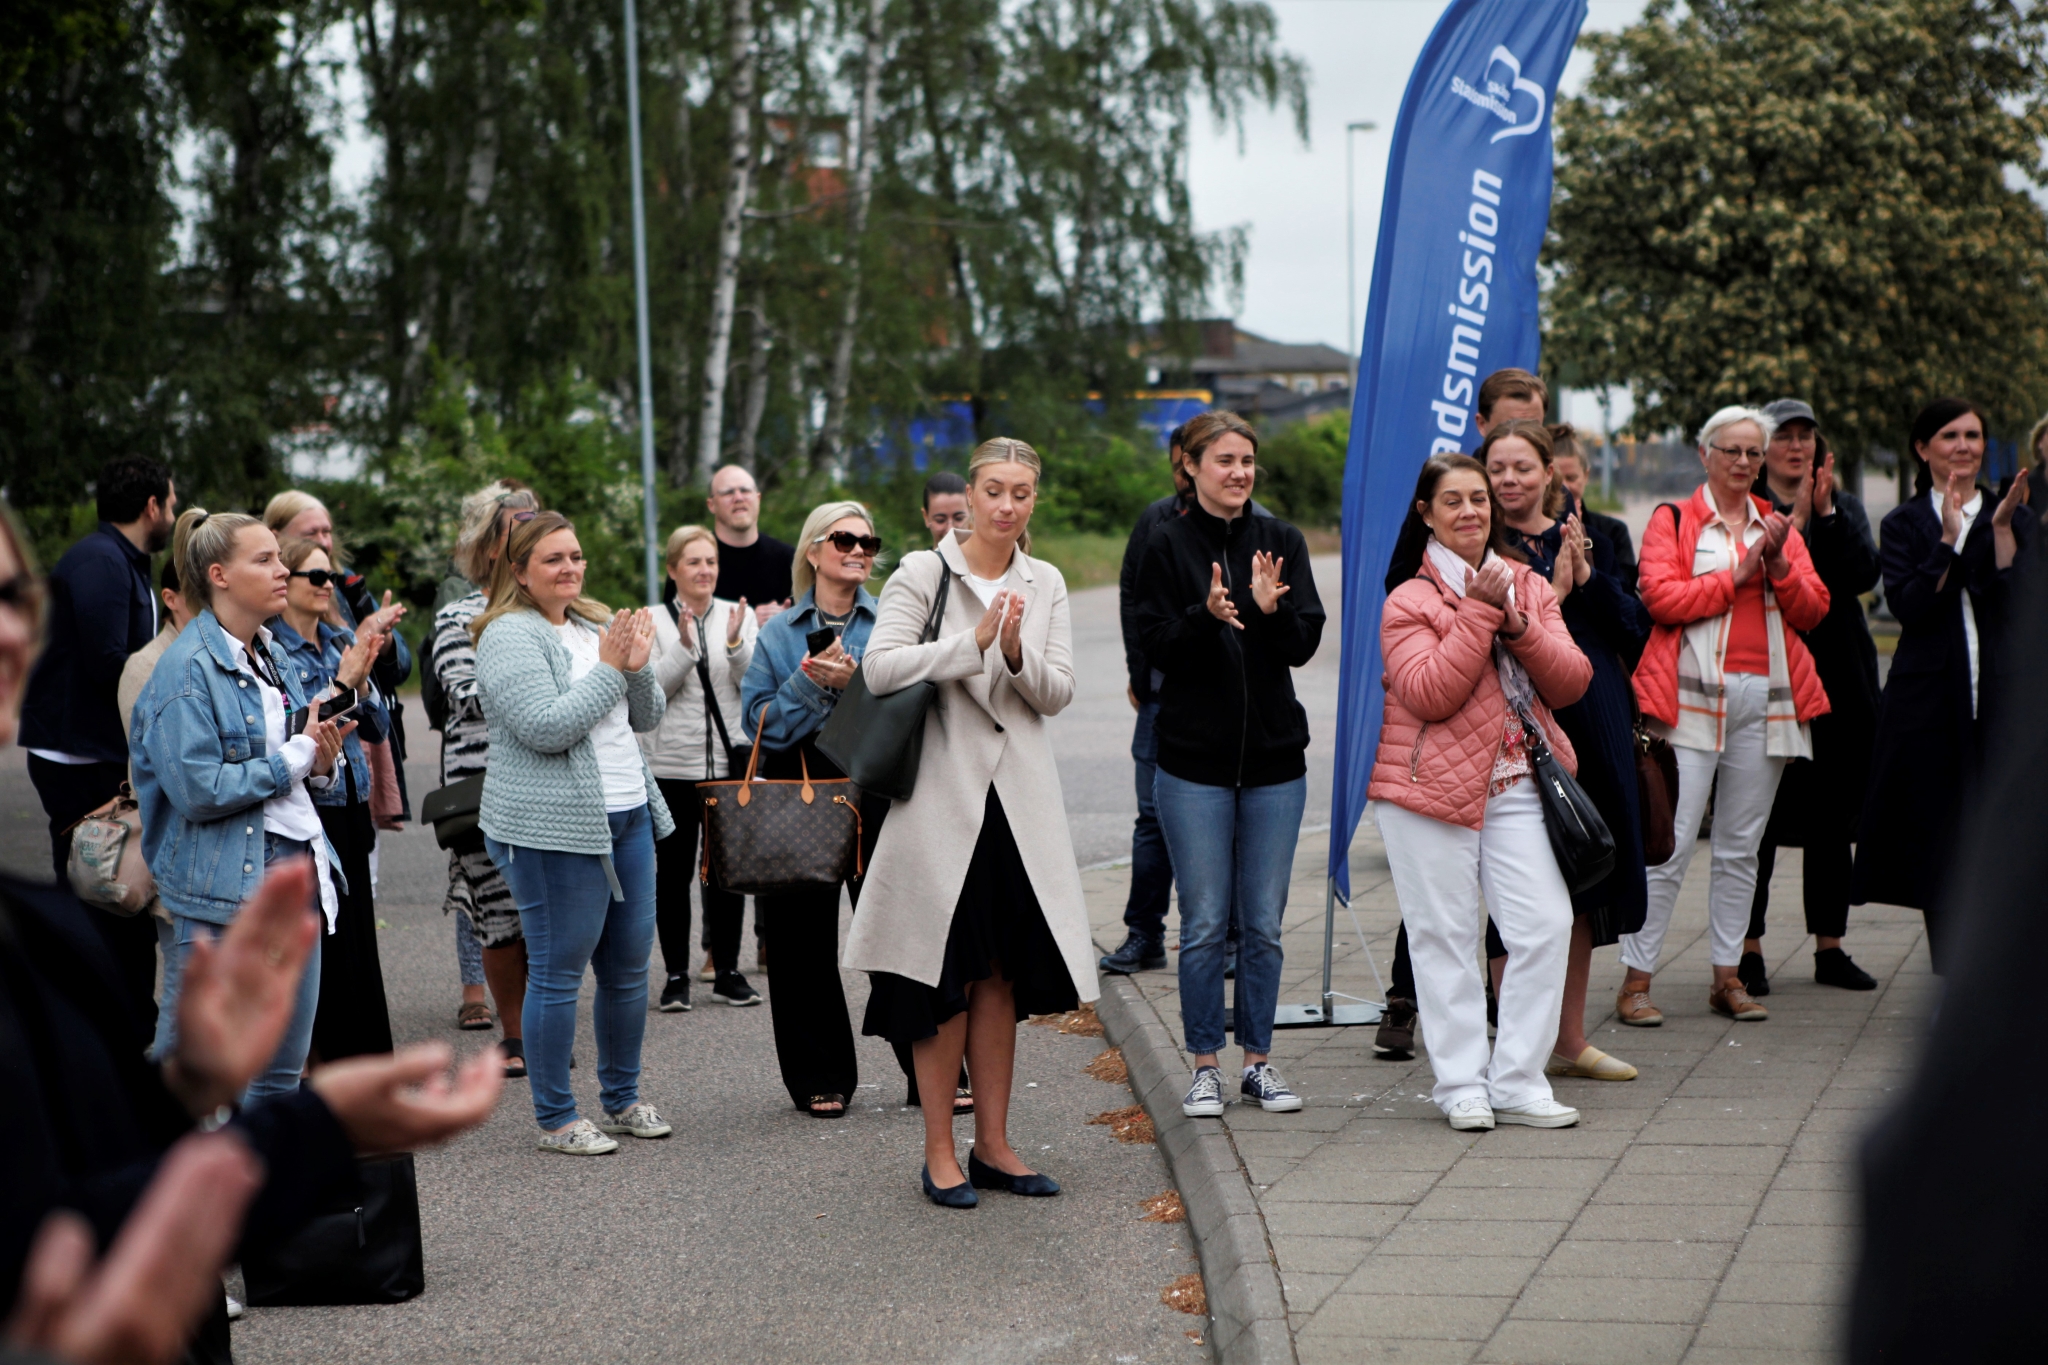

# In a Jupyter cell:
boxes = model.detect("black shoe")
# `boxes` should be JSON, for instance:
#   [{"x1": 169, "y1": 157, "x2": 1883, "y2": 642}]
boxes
[
  {"x1": 1374, "y1": 996, "x2": 1417, "y2": 1059},
  {"x1": 922, "y1": 1163, "x2": 978, "y2": 1208},
  {"x1": 1224, "y1": 945, "x2": 1238, "y2": 981},
  {"x1": 658, "y1": 975, "x2": 693, "y2": 1012},
  {"x1": 1738, "y1": 951, "x2": 1770, "y2": 998},
  {"x1": 1099, "y1": 933, "x2": 1167, "y2": 974},
  {"x1": 1814, "y1": 947, "x2": 1876, "y2": 991},
  {"x1": 499, "y1": 1037, "x2": 527, "y2": 1079},
  {"x1": 967, "y1": 1150, "x2": 1060, "y2": 1197},
  {"x1": 712, "y1": 970, "x2": 763, "y2": 1006}
]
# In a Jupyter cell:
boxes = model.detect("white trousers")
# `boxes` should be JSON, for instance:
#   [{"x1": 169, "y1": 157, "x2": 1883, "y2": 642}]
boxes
[
  {"x1": 1622, "y1": 671, "x2": 1787, "y2": 973},
  {"x1": 1375, "y1": 781, "x2": 1572, "y2": 1113}
]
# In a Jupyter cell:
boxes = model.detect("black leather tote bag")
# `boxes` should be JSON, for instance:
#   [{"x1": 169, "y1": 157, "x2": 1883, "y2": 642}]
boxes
[
  {"x1": 242, "y1": 1154, "x2": 425, "y2": 1306},
  {"x1": 815, "y1": 560, "x2": 952, "y2": 801},
  {"x1": 1514, "y1": 704, "x2": 1618, "y2": 894}
]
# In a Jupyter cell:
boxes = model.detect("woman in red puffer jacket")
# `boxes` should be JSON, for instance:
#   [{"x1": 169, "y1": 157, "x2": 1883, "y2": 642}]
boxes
[{"x1": 1368, "y1": 453, "x2": 1592, "y2": 1134}]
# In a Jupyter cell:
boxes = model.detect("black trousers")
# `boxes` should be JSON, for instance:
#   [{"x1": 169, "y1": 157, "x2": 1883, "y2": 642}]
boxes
[
  {"x1": 1747, "y1": 838, "x2": 1851, "y2": 943},
  {"x1": 654, "y1": 777, "x2": 745, "y2": 980},
  {"x1": 312, "y1": 801, "x2": 394, "y2": 1062},
  {"x1": 27, "y1": 754, "x2": 158, "y2": 1029},
  {"x1": 760, "y1": 882, "x2": 860, "y2": 1109}
]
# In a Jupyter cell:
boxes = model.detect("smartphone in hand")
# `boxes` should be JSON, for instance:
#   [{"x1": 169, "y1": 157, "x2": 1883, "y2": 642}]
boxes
[{"x1": 805, "y1": 626, "x2": 838, "y2": 657}]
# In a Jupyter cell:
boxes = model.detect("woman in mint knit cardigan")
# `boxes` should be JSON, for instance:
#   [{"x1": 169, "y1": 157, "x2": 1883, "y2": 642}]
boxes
[{"x1": 474, "y1": 512, "x2": 675, "y2": 1156}]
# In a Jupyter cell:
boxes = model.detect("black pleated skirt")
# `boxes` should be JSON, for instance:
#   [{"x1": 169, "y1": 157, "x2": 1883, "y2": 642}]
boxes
[{"x1": 862, "y1": 787, "x2": 1078, "y2": 1046}]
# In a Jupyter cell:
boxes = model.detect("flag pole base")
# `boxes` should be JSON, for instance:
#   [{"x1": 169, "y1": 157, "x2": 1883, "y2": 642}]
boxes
[{"x1": 1272, "y1": 873, "x2": 1384, "y2": 1029}]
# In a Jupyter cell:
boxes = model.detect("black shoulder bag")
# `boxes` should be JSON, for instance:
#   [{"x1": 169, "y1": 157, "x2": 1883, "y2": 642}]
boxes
[
  {"x1": 1512, "y1": 700, "x2": 1618, "y2": 894},
  {"x1": 815, "y1": 558, "x2": 953, "y2": 801},
  {"x1": 241, "y1": 1154, "x2": 425, "y2": 1305}
]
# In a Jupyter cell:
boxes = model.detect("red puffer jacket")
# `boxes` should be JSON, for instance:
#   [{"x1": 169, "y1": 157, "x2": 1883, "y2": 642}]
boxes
[
  {"x1": 1368, "y1": 555, "x2": 1593, "y2": 830},
  {"x1": 1631, "y1": 488, "x2": 1831, "y2": 728}
]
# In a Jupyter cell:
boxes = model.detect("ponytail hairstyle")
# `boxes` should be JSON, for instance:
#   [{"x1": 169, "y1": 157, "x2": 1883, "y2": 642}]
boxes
[
  {"x1": 469, "y1": 510, "x2": 612, "y2": 643},
  {"x1": 966, "y1": 437, "x2": 1042, "y2": 555},
  {"x1": 1383, "y1": 453, "x2": 1519, "y2": 592},
  {"x1": 177, "y1": 511, "x2": 265, "y2": 610},
  {"x1": 1909, "y1": 397, "x2": 1989, "y2": 496},
  {"x1": 1476, "y1": 417, "x2": 1564, "y2": 520}
]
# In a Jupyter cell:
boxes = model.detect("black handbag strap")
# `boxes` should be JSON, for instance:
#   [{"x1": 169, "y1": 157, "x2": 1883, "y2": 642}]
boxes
[
  {"x1": 921, "y1": 558, "x2": 954, "y2": 643},
  {"x1": 671, "y1": 600, "x2": 739, "y2": 772}
]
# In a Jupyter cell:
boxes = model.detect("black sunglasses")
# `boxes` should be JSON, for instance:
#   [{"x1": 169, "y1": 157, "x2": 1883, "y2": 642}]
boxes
[
  {"x1": 289, "y1": 569, "x2": 339, "y2": 588},
  {"x1": 814, "y1": 531, "x2": 882, "y2": 556}
]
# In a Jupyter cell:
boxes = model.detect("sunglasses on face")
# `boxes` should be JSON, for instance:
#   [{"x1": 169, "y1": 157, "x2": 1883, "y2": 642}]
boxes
[
  {"x1": 815, "y1": 531, "x2": 883, "y2": 556},
  {"x1": 289, "y1": 569, "x2": 339, "y2": 588}
]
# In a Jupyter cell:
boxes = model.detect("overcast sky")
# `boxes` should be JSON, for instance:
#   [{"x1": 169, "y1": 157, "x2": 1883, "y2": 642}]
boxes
[{"x1": 1188, "y1": 0, "x2": 1649, "y2": 354}]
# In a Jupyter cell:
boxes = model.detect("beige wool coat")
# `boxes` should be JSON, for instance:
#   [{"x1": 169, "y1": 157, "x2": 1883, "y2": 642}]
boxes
[{"x1": 841, "y1": 533, "x2": 1100, "y2": 1003}]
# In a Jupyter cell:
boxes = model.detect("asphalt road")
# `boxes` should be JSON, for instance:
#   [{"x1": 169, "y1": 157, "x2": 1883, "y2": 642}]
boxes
[{"x1": 1, "y1": 562, "x2": 1341, "y2": 1365}]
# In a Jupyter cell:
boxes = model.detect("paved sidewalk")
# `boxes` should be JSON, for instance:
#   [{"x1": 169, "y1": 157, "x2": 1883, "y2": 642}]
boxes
[{"x1": 1086, "y1": 820, "x2": 1927, "y2": 1364}]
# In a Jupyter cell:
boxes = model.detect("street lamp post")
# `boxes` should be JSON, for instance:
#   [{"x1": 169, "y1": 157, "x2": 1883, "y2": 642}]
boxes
[
  {"x1": 1345, "y1": 120, "x2": 1378, "y2": 367},
  {"x1": 623, "y1": 0, "x2": 661, "y2": 606}
]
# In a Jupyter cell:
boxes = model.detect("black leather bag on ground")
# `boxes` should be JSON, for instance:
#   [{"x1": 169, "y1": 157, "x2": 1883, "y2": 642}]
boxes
[
  {"x1": 698, "y1": 705, "x2": 863, "y2": 896},
  {"x1": 814, "y1": 561, "x2": 952, "y2": 801},
  {"x1": 241, "y1": 1155, "x2": 425, "y2": 1306},
  {"x1": 421, "y1": 776, "x2": 484, "y2": 853},
  {"x1": 1514, "y1": 705, "x2": 1618, "y2": 894}
]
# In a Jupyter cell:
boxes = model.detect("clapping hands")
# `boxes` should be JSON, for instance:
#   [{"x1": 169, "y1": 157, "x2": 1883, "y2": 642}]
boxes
[
  {"x1": 974, "y1": 590, "x2": 1026, "y2": 670},
  {"x1": 1466, "y1": 560, "x2": 1526, "y2": 636},
  {"x1": 597, "y1": 608, "x2": 655, "y2": 674}
]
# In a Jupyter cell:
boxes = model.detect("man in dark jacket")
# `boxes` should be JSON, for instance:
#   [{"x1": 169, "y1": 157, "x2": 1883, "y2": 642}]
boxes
[
  {"x1": 1102, "y1": 425, "x2": 1268, "y2": 976},
  {"x1": 20, "y1": 455, "x2": 175, "y2": 1021},
  {"x1": 1742, "y1": 399, "x2": 1881, "y2": 995}
]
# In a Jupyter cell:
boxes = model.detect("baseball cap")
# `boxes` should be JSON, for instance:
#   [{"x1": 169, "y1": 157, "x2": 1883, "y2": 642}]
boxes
[{"x1": 1762, "y1": 398, "x2": 1817, "y2": 427}]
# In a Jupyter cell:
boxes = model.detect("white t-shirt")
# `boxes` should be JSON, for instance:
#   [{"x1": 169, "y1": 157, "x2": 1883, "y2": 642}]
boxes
[
  {"x1": 236, "y1": 635, "x2": 338, "y2": 931},
  {"x1": 964, "y1": 572, "x2": 1008, "y2": 607},
  {"x1": 1930, "y1": 489, "x2": 1984, "y2": 717},
  {"x1": 556, "y1": 619, "x2": 648, "y2": 812}
]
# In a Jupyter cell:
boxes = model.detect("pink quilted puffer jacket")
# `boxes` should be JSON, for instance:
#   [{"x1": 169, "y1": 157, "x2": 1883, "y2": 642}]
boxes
[{"x1": 1367, "y1": 555, "x2": 1592, "y2": 830}]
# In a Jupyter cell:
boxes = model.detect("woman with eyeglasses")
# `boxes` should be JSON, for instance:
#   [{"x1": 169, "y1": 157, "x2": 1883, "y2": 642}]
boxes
[
  {"x1": 269, "y1": 536, "x2": 396, "y2": 1063},
  {"x1": 433, "y1": 481, "x2": 537, "y2": 1076},
  {"x1": 1623, "y1": 406, "x2": 1831, "y2": 1027},
  {"x1": 1851, "y1": 398, "x2": 2033, "y2": 969},
  {"x1": 737, "y1": 502, "x2": 899, "y2": 1120}
]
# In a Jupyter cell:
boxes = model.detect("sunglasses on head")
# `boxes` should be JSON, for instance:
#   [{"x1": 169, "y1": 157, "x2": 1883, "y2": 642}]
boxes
[
  {"x1": 815, "y1": 531, "x2": 882, "y2": 556},
  {"x1": 289, "y1": 569, "x2": 339, "y2": 588}
]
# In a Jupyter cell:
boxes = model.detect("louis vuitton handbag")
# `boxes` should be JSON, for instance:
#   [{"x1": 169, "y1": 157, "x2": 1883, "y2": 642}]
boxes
[{"x1": 698, "y1": 704, "x2": 863, "y2": 896}]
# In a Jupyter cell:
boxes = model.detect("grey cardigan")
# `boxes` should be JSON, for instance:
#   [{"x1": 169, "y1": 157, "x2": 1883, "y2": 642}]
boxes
[{"x1": 475, "y1": 608, "x2": 674, "y2": 855}]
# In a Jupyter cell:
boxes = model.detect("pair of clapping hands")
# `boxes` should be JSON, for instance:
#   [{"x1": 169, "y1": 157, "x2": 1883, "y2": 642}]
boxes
[
  {"x1": 1203, "y1": 553, "x2": 1292, "y2": 630},
  {"x1": 596, "y1": 607, "x2": 657, "y2": 674},
  {"x1": 297, "y1": 592, "x2": 405, "y2": 779},
  {"x1": 9, "y1": 860, "x2": 501, "y2": 1364},
  {"x1": 676, "y1": 598, "x2": 749, "y2": 654}
]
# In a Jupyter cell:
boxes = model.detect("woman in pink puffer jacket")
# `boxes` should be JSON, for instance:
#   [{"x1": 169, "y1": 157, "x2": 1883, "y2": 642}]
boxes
[{"x1": 1368, "y1": 453, "x2": 1592, "y2": 1133}]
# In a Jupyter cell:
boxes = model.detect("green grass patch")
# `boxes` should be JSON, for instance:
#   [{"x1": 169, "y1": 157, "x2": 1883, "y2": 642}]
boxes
[{"x1": 1028, "y1": 532, "x2": 1129, "y2": 590}]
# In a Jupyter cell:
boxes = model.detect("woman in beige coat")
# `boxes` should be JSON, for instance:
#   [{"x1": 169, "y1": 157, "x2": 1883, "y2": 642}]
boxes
[{"x1": 850, "y1": 437, "x2": 1100, "y2": 1208}]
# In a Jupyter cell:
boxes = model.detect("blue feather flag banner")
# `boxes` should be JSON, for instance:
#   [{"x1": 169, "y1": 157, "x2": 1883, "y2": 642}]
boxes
[{"x1": 1329, "y1": 0, "x2": 1587, "y2": 897}]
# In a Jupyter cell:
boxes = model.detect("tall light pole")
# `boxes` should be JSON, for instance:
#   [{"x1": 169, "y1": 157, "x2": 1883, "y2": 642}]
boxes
[
  {"x1": 1345, "y1": 120, "x2": 1378, "y2": 367},
  {"x1": 623, "y1": 0, "x2": 661, "y2": 606}
]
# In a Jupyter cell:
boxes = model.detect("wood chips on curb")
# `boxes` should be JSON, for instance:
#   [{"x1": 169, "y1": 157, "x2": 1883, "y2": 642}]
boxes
[
  {"x1": 1087, "y1": 1104, "x2": 1156, "y2": 1144},
  {"x1": 1161, "y1": 1273, "x2": 1208, "y2": 1316},
  {"x1": 1083, "y1": 1046, "x2": 1128, "y2": 1084},
  {"x1": 1139, "y1": 1191, "x2": 1186, "y2": 1223},
  {"x1": 1028, "y1": 1003, "x2": 1105, "y2": 1037}
]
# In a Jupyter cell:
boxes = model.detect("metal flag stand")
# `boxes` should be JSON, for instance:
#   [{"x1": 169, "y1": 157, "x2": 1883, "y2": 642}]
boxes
[{"x1": 1273, "y1": 875, "x2": 1388, "y2": 1028}]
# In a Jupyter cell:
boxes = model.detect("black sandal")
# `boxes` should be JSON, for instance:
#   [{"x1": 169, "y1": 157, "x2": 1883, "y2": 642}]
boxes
[
  {"x1": 806, "y1": 1093, "x2": 847, "y2": 1118},
  {"x1": 953, "y1": 1087, "x2": 975, "y2": 1115},
  {"x1": 500, "y1": 1037, "x2": 527, "y2": 1079}
]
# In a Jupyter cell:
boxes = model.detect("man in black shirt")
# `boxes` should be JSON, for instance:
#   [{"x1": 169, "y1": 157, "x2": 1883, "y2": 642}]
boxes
[{"x1": 707, "y1": 464, "x2": 794, "y2": 627}]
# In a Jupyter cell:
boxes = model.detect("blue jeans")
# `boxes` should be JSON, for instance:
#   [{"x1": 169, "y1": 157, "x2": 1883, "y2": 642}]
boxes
[
  {"x1": 1155, "y1": 772, "x2": 1306, "y2": 1057},
  {"x1": 154, "y1": 834, "x2": 324, "y2": 1101},
  {"x1": 489, "y1": 806, "x2": 657, "y2": 1130}
]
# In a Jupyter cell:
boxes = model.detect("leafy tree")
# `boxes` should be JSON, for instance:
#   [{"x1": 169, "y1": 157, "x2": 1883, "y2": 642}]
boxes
[
  {"x1": 1254, "y1": 411, "x2": 1345, "y2": 527},
  {"x1": 1545, "y1": 0, "x2": 2048, "y2": 472}
]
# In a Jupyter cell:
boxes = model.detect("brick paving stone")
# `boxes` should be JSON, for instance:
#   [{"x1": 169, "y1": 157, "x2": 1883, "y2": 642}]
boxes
[{"x1": 1083, "y1": 825, "x2": 1905, "y2": 1364}]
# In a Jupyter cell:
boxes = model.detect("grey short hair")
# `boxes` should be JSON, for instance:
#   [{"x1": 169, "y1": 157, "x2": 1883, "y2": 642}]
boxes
[{"x1": 1696, "y1": 405, "x2": 1776, "y2": 453}]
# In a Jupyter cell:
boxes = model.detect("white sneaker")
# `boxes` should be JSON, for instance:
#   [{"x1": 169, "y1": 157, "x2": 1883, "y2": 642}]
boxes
[
  {"x1": 1446, "y1": 1096, "x2": 1495, "y2": 1130},
  {"x1": 537, "y1": 1118, "x2": 620, "y2": 1155},
  {"x1": 1182, "y1": 1065, "x2": 1227, "y2": 1117},
  {"x1": 225, "y1": 1294, "x2": 245, "y2": 1321},
  {"x1": 1493, "y1": 1098, "x2": 1580, "y2": 1128},
  {"x1": 598, "y1": 1102, "x2": 673, "y2": 1139}
]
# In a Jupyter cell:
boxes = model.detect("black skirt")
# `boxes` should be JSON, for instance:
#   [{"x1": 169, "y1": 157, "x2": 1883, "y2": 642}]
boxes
[{"x1": 862, "y1": 787, "x2": 1078, "y2": 1046}]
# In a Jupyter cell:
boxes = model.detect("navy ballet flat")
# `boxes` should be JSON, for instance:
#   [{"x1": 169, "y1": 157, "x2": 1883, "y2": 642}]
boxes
[
  {"x1": 967, "y1": 1150, "x2": 1061, "y2": 1197},
  {"x1": 922, "y1": 1164, "x2": 979, "y2": 1209}
]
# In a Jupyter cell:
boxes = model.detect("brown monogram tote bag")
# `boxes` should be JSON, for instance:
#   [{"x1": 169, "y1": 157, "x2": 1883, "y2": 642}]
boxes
[{"x1": 698, "y1": 705, "x2": 863, "y2": 896}]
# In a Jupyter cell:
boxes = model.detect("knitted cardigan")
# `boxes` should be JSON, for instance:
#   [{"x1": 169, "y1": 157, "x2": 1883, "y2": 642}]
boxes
[{"x1": 474, "y1": 608, "x2": 673, "y2": 855}]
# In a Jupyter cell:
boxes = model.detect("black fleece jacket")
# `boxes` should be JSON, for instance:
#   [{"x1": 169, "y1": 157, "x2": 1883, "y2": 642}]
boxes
[
  {"x1": 1134, "y1": 502, "x2": 1324, "y2": 788},
  {"x1": 1118, "y1": 491, "x2": 1273, "y2": 702}
]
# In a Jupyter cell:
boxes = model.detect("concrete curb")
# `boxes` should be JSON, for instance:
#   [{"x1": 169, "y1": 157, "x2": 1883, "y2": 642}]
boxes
[{"x1": 1094, "y1": 973, "x2": 1297, "y2": 1365}]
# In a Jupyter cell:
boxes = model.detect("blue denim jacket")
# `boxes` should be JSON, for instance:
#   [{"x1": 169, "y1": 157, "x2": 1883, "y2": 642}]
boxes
[
  {"x1": 129, "y1": 610, "x2": 342, "y2": 926},
  {"x1": 738, "y1": 587, "x2": 878, "y2": 752},
  {"x1": 266, "y1": 616, "x2": 389, "y2": 808}
]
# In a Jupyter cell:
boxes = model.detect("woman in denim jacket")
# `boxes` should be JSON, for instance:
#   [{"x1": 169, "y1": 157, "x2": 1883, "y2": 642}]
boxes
[
  {"x1": 270, "y1": 535, "x2": 395, "y2": 1063},
  {"x1": 130, "y1": 512, "x2": 357, "y2": 1100}
]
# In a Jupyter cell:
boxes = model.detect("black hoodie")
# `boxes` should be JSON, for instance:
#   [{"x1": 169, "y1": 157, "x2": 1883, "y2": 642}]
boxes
[{"x1": 1134, "y1": 501, "x2": 1325, "y2": 788}]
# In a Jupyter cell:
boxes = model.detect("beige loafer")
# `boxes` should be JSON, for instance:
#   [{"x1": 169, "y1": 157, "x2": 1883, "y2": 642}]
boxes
[
  {"x1": 1616, "y1": 988, "x2": 1664, "y2": 1027},
  {"x1": 1545, "y1": 1046, "x2": 1639, "y2": 1081}
]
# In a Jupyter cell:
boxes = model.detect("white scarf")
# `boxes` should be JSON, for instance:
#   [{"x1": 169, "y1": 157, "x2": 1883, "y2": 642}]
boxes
[
  {"x1": 1667, "y1": 495, "x2": 1811, "y2": 759},
  {"x1": 1426, "y1": 538, "x2": 1538, "y2": 722}
]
